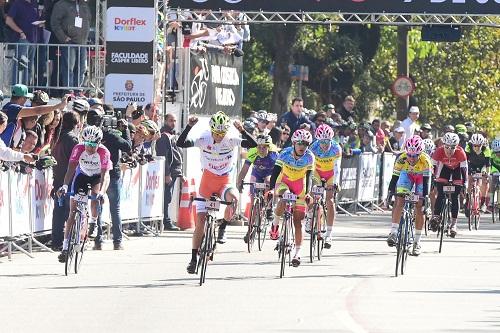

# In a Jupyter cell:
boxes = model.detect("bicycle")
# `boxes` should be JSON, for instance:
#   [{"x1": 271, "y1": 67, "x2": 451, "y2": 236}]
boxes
[
  {"x1": 437, "y1": 183, "x2": 457, "y2": 253},
  {"x1": 395, "y1": 192, "x2": 418, "y2": 277},
  {"x1": 278, "y1": 192, "x2": 297, "y2": 279},
  {"x1": 243, "y1": 182, "x2": 271, "y2": 253},
  {"x1": 466, "y1": 173, "x2": 483, "y2": 231},
  {"x1": 62, "y1": 187, "x2": 99, "y2": 276},
  {"x1": 491, "y1": 173, "x2": 499, "y2": 224},
  {"x1": 308, "y1": 180, "x2": 328, "y2": 263},
  {"x1": 193, "y1": 195, "x2": 233, "y2": 286}
]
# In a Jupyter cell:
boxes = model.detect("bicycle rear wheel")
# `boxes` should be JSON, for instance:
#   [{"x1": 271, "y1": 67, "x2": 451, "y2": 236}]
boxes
[
  {"x1": 258, "y1": 203, "x2": 267, "y2": 251},
  {"x1": 199, "y1": 220, "x2": 213, "y2": 286},
  {"x1": 467, "y1": 193, "x2": 473, "y2": 231},
  {"x1": 438, "y1": 201, "x2": 448, "y2": 253},
  {"x1": 280, "y1": 217, "x2": 289, "y2": 278},
  {"x1": 64, "y1": 221, "x2": 77, "y2": 276},
  {"x1": 309, "y1": 205, "x2": 318, "y2": 263},
  {"x1": 247, "y1": 200, "x2": 259, "y2": 253},
  {"x1": 395, "y1": 219, "x2": 405, "y2": 277},
  {"x1": 75, "y1": 217, "x2": 88, "y2": 274}
]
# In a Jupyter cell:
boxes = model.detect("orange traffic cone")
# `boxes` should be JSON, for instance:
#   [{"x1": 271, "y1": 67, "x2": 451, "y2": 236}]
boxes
[
  {"x1": 190, "y1": 178, "x2": 198, "y2": 225},
  {"x1": 177, "y1": 179, "x2": 195, "y2": 230}
]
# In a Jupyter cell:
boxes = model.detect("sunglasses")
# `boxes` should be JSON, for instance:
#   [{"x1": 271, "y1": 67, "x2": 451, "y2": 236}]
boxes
[
  {"x1": 444, "y1": 144, "x2": 457, "y2": 150},
  {"x1": 319, "y1": 139, "x2": 330, "y2": 145},
  {"x1": 84, "y1": 141, "x2": 98, "y2": 148},
  {"x1": 212, "y1": 131, "x2": 227, "y2": 136},
  {"x1": 407, "y1": 153, "x2": 420, "y2": 158},
  {"x1": 295, "y1": 141, "x2": 310, "y2": 147},
  {"x1": 282, "y1": 132, "x2": 290, "y2": 136},
  {"x1": 472, "y1": 144, "x2": 482, "y2": 148}
]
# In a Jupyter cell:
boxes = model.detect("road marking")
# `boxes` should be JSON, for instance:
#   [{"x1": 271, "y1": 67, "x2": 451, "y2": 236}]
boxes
[{"x1": 335, "y1": 310, "x2": 368, "y2": 333}]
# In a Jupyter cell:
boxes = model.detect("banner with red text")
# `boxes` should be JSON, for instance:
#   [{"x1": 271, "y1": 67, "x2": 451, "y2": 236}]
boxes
[{"x1": 140, "y1": 158, "x2": 165, "y2": 219}]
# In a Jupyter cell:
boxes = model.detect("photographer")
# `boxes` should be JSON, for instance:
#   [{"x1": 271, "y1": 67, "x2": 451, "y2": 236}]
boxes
[{"x1": 91, "y1": 106, "x2": 132, "y2": 250}]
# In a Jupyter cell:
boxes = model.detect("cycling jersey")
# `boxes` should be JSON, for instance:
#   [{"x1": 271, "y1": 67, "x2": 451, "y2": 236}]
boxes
[
  {"x1": 194, "y1": 130, "x2": 241, "y2": 176},
  {"x1": 432, "y1": 146, "x2": 468, "y2": 185},
  {"x1": 69, "y1": 144, "x2": 112, "y2": 177},
  {"x1": 491, "y1": 153, "x2": 500, "y2": 174},
  {"x1": 309, "y1": 139, "x2": 341, "y2": 181},
  {"x1": 275, "y1": 146, "x2": 315, "y2": 182},
  {"x1": 465, "y1": 144, "x2": 491, "y2": 173},
  {"x1": 392, "y1": 152, "x2": 432, "y2": 196},
  {"x1": 245, "y1": 146, "x2": 279, "y2": 181}
]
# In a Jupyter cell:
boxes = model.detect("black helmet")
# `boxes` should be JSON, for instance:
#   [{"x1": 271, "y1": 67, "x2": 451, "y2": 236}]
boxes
[{"x1": 86, "y1": 109, "x2": 104, "y2": 126}]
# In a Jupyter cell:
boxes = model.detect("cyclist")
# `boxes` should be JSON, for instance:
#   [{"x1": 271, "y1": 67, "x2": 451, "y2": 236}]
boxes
[
  {"x1": 57, "y1": 126, "x2": 112, "y2": 262},
  {"x1": 489, "y1": 138, "x2": 500, "y2": 212},
  {"x1": 422, "y1": 138, "x2": 437, "y2": 215},
  {"x1": 176, "y1": 112, "x2": 257, "y2": 274},
  {"x1": 386, "y1": 136, "x2": 432, "y2": 256},
  {"x1": 464, "y1": 133, "x2": 491, "y2": 213},
  {"x1": 429, "y1": 132, "x2": 468, "y2": 238},
  {"x1": 236, "y1": 134, "x2": 279, "y2": 243},
  {"x1": 269, "y1": 129, "x2": 315, "y2": 267},
  {"x1": 307, "y1": 124, "x2": 342, "y2": 249}
]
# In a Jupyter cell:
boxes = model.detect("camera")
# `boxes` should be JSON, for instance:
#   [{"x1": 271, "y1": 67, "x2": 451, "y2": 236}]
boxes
[{"x1": 181, "y1": 22, "x2": 192, "y2": 35}]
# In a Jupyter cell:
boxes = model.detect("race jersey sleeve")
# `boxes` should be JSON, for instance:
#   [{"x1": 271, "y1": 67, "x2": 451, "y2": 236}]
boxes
[
  {"x1": 69, "y1": 144, "x2": 85, "y2": 163},
  {"x1": 392, "y1": 154, "x2": 406, "y2": 176},
  {"x1": 98, "y1": 146, "x2": 112, "y2": 171},
  {"x1": 245, "y1": 147, "x2": 258, "y2": 165},
  {"x1": 421, "y1": 153, "x2": 433, "y2": 177}
]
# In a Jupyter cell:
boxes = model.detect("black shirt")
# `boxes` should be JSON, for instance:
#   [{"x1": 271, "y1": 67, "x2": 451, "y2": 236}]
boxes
[{"x1": 101, "y1": 127, "x2": 132, "y2": 179}]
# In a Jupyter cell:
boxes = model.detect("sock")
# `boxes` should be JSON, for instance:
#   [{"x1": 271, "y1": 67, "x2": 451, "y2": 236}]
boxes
[
  {"x1": 191, "y1": 249, "x2": 198, "y2": 261},
  {"x1": 90, "y1": 217, "x2": 98, "y2": 225},
  {"x1": 62, "y1": 239, "x2": 68, "y2": 250},
  {"x1": 326, "y1": 225, "x2": 333, "y2": 237},
  {"x1": 414, "y1": 230, "x2": 422, "y2": 244},
  {"x1": 219, "y1": 219, "x2": 228, "y2": 230},
  {"x1": 451, "y1": 218, "x2": 457, "y2": 226},
  {"x1": 294, "y1": 246, "x2": 301, "y2": 258},
  {"x1": 390, "y1": 223, "x2": 399, "y2": 233},
  {"x1": 272, "y1": 216, "x2": 279, "y2": 227}
]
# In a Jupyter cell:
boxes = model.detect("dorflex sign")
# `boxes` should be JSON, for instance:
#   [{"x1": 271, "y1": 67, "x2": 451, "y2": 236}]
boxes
[
  {"x1": 106, "y1": 7, "x2": 155, "y2": 42},
  {"x1": 169, "y1": 0, "x2": 500, "y2": 15}
]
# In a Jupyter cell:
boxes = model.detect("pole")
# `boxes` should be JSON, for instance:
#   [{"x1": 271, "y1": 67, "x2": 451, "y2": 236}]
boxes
[{"x1": 396, "y1": 26, "x2": 409, "y2": 120}]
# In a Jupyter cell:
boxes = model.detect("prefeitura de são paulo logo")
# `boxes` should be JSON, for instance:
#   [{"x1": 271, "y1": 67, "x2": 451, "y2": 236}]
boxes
[{"x1": 125, "y1": 80, "x2": 134, "y2": 91}]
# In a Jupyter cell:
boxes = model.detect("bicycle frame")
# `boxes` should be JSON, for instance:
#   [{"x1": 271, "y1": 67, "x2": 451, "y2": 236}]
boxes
[
  {"x1": 395, "y1": 193, "x2": 417, "y2": 277},
  {"x1": 309, "y1": 183, "x2": 327, "y2": 263}
]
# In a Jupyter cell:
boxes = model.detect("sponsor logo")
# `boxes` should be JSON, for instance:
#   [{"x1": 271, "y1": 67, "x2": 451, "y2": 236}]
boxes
[
  {"x1": 125, "y1": 80, "x2": 134, "y2": 91},
  {"x1": 114, "y1": 17, "x2": 147, "y2": 31},
  {"x1": 111, "y1": 52, "x2": 149, "y2": 64}
]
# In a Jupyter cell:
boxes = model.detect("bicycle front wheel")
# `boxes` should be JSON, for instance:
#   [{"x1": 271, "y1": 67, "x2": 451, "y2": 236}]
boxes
[
  {"x1": 247, "y1": 199, "x2": 260, "y2": 253},
  {"x1": 65, "y1": 221, "x2": 77, "y2": 276},
  {"x1": 280, "y1": 217, "x2": 289, "y2": 279},
  {"x1": 467, "y1": 193, "x2": 473, "y2": 231},
  {"x1": 199, "y1": 219, "x2": 213, "y2": 286},
  {"x1": 317, "y1": 204, "x2": 327, "y2": 261},
  {"x1": 309, "y1": 205, "x2": 318, "y2": 263},
  {"x1": 395, "y1": 221, "x2": 404, "y2": 277},
  {"x1": 438, "y1": 201, "x2": 448, "y2": 254}
]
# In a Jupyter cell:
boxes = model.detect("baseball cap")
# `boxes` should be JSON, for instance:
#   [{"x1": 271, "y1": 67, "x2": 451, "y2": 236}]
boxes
[
  {"x1": 12, "y1": 84, "x2": 33, "y2": 98},
  {"x1": 322, "y1": 104, "x2": 335, "y2": 111},
  {"x1": 88, "y1": 98, "x2": 103, "y2": 107},
  {"x1": 421, "y1": 123, "x2": 432, "y2": 131},
  {"x1": 409, "y1": 106, "x2": 420, "y2": 113}
]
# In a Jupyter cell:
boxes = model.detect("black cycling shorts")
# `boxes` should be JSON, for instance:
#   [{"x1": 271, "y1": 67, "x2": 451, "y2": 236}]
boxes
[{"x1": 70, "y1": 171, "x2": 100, "y2": 195}]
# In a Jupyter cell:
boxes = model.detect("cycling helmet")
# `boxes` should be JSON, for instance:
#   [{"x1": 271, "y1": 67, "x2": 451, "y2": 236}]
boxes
[
  {"x1": 422, "y1": 138, "x2": 436, "y2": 156},
  {"x1": 86, "y1": 109, "x2": 104, "y2": 127},
  {"x1": 72, "y1": 99, "x2": 90, "y2": 113},
  {"x1": 267, "y1": 113, "x2": 278, "y2": 122},
  {"x1": 247, "y1": 116, "x2": 258, "y2": 125},
  {"x1": 455, "y1": 124, "x2": 467, "y2": 134},
  {"x1": 291, "y1": 129, "x2": 313, "y2": 144},
  {"x1": 443, "y1": 124, "x2": 455, "y2": 133},
  {"x1": 243, "y1": 120, "x2": 256, "y2": 134},
  {"x1": 442, "y1": 132, "x2": 460, "y2": 146},
  {"x1": 256, "y1": 134, "x2": 272, "y2": 146},
  {"x1": 31, "y1": 90, "x2": 49, "y2": 105},
  {"x1": 464, "y1": 121, "x2": 475, "y2": 132},
  {"x1": 469, "y1": 133, "x2": 486, "y2": 146},
  {"x1": 315, "y1": 124, "x2": 334, "y2": 140},
  {"x1": 210, "y1": 111, "x2": 230, "y2": 132},
  {"x1": 255, "y1": 110, "x2": 268, "y2": 122},
  {"x1": 405, "y1": 135, "x2": 424, "y2": 155},
  {"x1": 141, "y1": 119, "x2": 160, "y2": 135},
  {"x1": 491, "y1": 138, "x2": 500, "y2": 153},
  {"x1": 421, "y1": 123, "x2": 432, "y2": 131},
  {"x1": 82, "y1": 125, "x2": 103, "y2": 143}
]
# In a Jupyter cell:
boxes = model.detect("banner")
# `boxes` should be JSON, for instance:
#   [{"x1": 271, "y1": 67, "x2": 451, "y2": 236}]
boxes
[
  {"x1": 140, "y1": 158, "x2": 165, "y2": 219},
  {"x1": 189, "y1": 50, "x2": 243, "y2": 117},
  {"x1": 32, "y1": 169, "x2": 54, "y2": 232},
  {"x1": 105, "y1": 0, "x2": 156, "y2": 108},
  {"x1": 381, "y1": 153, "x2": 397, "y2": 201},
  {"x1": 10, "y1": 172, "x2": 31, "y2": 236},
  {"x1": 338, "y1": 156, "x2": 358, "y2": 203},
  {"x1": 374, "y1": 154, "x2": 382, "y2": 202},
  {"x1": 357, "y1": 153, "x2": 377, "y2": 202},
  {"x1": 0, "y1": 171, "x2": 9, "y2": 236},
  {"x1": 120, "y1": 167, "x2": 141, "y2": 220},
  {"x1": 169, "y1": 0, "x2": 500, "y2": 15}
]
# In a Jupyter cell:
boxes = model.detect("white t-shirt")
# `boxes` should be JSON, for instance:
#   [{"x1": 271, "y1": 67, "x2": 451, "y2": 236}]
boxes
[
  {"x1": 401, "y1": 117, "x2": 417, "y2": 142},
  {"x1": 194, "y1": 131, "x2": 242, "y2": 175}
]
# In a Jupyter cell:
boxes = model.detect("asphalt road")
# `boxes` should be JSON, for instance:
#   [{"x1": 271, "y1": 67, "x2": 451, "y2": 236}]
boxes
[{"x1": 1, "y1": 212, "x2": 499, "y2": 333}]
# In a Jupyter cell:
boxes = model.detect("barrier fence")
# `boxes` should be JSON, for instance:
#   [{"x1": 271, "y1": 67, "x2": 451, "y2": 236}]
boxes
[{"x1": 1, "y1": 153, "x2": 397, "y2": 260}]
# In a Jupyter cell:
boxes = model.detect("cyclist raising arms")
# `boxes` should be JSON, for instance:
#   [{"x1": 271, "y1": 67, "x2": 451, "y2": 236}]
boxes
[
  {"x1": 308, "y1": 124, "x2": 342, "y2": 249},
  {"x1": 236, "y1": 134, "x2": 279, "y2": 242},
  {"x1": 269, "y1": 129, "x2": 315, "y2": 267},
  {"x1": 386, "y1": 136, "x2": 432, "y2": 255},
  {"x1": 57, "y1": 126, "x2": 112, "y2": 262},
  {"x1": 464, "y1": 133, "x2": 491, "y2": 212},
  {"x1": 430, "y1": 132, "x2": 468, "y2": 237},
  {"x1": 176, "y1": 112, "x2": 257, "y2": 274}
]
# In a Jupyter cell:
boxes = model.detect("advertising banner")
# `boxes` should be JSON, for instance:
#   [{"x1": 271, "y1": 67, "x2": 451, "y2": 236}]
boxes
[
  {"x1": 120, "y1": 166, "x2": 141, "y2": 220},
  {"x1": 357, "y1": 153, "x2": 378, "y2": 202},
  {"x1": 338, "y1": 156, "x2": 358, "y2": 203},
  {"x1": 10, "y1": 172, "x2": 31, "y2": 236},
  {"x1": 140, "y1": 158, "x2": 165, "y2": 219},
  {"x1": 374, "y1": 154, "x2": 382, "y2": 202},
  {"x1": 189, "y1": 50, "x2": 243, "y2": 117},
  {"x1": 381, "y1": 153, "x2": 396, "y2": 201},
  {"x1": 32, "y1": 169, "x2": 54, "y2": 232},
  {"x1": 169, "y1": 0, "x2": 500, "y2": 15},
  {"x1": 104, "y1": 73, "x2": 155, "y2": 108},
  {"x1": 106, "y1": 42, "x2": 154, "y2": 75},
  {"x1": 0, "y1": 171, "x2": 10, "y2": 236}
]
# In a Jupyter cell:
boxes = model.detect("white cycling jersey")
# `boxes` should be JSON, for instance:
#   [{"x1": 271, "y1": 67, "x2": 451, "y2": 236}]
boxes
[
  {"x1": 194, "y1": 131, "x2": 242, "y2": 176},
  {"x1": 69, "y1": 144, "x2": 112, "y2": 176}
]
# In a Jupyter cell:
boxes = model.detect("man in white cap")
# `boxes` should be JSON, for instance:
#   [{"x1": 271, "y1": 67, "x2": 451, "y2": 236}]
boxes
[{"x1": 401, "y1": 106, "x2": 420, "y2": 141}]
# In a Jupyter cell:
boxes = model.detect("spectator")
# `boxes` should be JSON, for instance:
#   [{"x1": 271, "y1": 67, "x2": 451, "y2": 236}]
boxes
[
  {"x1": 386, "y1": 127, "x2": 405, "y2": 153},
  {"x1": 0, "y1": 110, "x2": 35, "y2": 163},
  {"x1": 277, "y1": 124, "x2": 290, "y2": 149},
  {"x1": 255, "y1": 110, "x2": 269, "y2": 135},
  {"x1": 312, "y1": 111, "x2": 327, "y2": 130},
  {"x1": 331, "y1": 112, "x2": 343, "y2": 124},
  {"x1": 0, "y1": 0, "x2": 6, "y2": 42},
  {"x1": 5, "y1": 0, "x2": 40, "y2": 85},
  {"x1": 360, "y1": 130, "x2": 377, "y2": 153},
  {"x1": 51, "y1": 0, "x2": 91, "y2": 88},
  {"x1": 131, "y1": 107, "x2": 146, "y2": 127},
  {"x1": 322, "y1": 104, "x2": 335, "y2": 119},
  {"x1": 1, "y1": 84, "x2": 67, "y2": 147},
  {"x1": 372, "y1": 119, "x2": 386, "y2": 147},
  {"x1": 343, "y1": 123, "x2": 361, "y2": 156},
  {"x1": 156, "y1": 113, "x2": 183, "y2": 231},
  {"x1": 401, "y1": 106, "x2": 420, "y2": 140},
  {"x1": 266, "y1": 113, "x2": 281, "y2": 146},
  {"x1": 277, "y1": 97, "x2": 314, "y2": 147},
  {"x1": 20, "y1": 128, "x2": 37, "y2": 153},
  {"x1": 337, "y1": 95, "x2": 356, "y2": 122},
  {"x1": 94, "y1": 108, "x2": 132, "y2": 250},
  {"x1": 420, "y1": 123, "x2": 432, "y2": 140},
  {"x1": 50, "y1": 110, "x2": 80, "y2": 250},
  {"x1": 41, "y1": 109, "x2": 62, "y2": 152}
]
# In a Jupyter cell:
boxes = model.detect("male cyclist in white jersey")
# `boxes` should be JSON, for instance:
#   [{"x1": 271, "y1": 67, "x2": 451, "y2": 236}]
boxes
[
  {"x1": 57, "y1": 126, "x2": 112, "y2": 262},
  {"x1": 176, "y1": 111, "x2": 257, "y2": 274}
]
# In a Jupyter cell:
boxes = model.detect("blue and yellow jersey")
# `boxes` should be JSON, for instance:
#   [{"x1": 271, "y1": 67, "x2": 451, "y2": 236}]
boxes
[
  {"x1": 393, "y1": 152, "x2": 432, "y2": 177},
  {"x1": 309, "y1": 140, "x2": 342, "y2": 173},
  {"x1": 275, "y1": 147, "x2": 315, "y2": 182},
  {"x1": 245, "y1": 146, "x2": 279, "y2": 180}
]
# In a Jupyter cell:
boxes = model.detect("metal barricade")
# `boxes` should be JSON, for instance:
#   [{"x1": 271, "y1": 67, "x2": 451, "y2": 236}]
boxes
[{"x1": 0, "y1": 42, "x2": 105, "y2": 95}]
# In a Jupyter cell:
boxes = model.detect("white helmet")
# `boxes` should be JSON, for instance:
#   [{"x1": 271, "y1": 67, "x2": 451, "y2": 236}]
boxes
[
  {"x1": 491, "y1": 138, "x2": 500, "y2": 153},
  {"x1": 291, "y1": 129, "x2": 313, "y2": 144},
  {"x1": 315, "y1": 124, "x2": 334, "y2": 140},
  {"x1": 469, "y1": 133, "x2": 486, "y2": 146},
  {"x1": 72, "y1": 99, "x2": 90, "y2": 113},
  {"x1": 82, "y1": 125, "x2": 103, "y2": 143},
  {"x1": 422, "y1": 138, "x2": 436, "y2": 156},
  {"x1": 442, "y1": 132, "x2": 459, "y2": 146}
]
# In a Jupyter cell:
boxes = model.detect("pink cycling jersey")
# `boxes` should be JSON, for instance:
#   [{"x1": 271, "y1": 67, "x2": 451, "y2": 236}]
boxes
[{"x1": 69, "y1": 144, "x2": 112, "y2": 176}]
